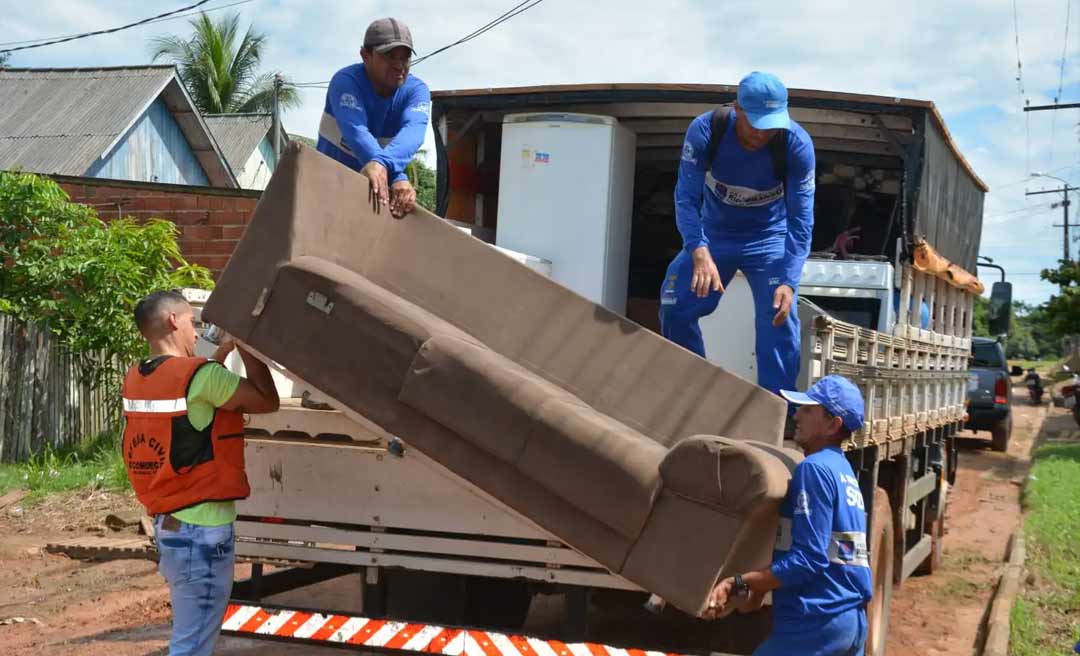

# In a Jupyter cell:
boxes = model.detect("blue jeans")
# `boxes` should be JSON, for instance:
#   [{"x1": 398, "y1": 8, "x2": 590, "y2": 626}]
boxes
[
  {"x1": 155, "y1": 516, "x2": 236, "y2": 656},
  {"x1": 754, "y1": 607, "x2": 868, "y2": 656}
]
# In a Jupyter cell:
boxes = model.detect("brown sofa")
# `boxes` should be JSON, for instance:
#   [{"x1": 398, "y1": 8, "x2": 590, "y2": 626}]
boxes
[{"x1": 203, "y1": 143, "x2": 801, "y2": 615}]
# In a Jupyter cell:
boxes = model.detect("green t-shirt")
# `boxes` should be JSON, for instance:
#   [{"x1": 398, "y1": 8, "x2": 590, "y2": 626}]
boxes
[{"x1": 171, "y1": 362, "x2": 242, "y2": 526}]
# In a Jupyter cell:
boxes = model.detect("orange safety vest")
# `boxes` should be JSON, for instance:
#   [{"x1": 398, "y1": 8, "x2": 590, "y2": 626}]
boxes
[{"x1": 121, "y1": 356, "x2": 250, "y2": 515}]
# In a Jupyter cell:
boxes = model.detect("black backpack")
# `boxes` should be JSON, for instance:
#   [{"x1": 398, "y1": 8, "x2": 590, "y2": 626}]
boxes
[{"x1": 704, "y1": 106, "x2": 789, "y2": 183}]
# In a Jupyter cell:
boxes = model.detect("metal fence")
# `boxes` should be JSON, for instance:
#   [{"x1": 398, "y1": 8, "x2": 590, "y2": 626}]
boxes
[{"x1": 0, "y1": 313, "x2": 123, "y2": 462}]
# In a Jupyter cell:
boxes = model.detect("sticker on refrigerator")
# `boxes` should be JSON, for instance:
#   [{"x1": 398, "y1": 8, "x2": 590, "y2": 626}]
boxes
[{"x1": 534, "y1": 151, "x2": 550, "y2": 164}]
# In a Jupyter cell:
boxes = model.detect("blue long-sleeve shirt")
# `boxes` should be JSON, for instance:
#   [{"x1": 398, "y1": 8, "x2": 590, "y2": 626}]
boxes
[
  {"x1": 317, "y1": 64, "x2": 431, "y2": 183},
  {"x1": 674, "y1": 110, "x2": 816, "y2": 289},
  {"x1": 770, "y1": 447, "x2": 873, "y2": 625}
]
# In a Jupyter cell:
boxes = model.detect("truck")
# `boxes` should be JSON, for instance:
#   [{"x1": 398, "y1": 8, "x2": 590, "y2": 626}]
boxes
[{"x1": 199, "y1": 83, "x2": 1004, "y2": 656}]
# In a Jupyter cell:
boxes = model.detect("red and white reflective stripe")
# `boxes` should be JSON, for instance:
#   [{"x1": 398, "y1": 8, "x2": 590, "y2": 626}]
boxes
[
  {"x1": 221, "y1": 604, "x2": 690, "y2": 656},
  {"x1": 123, "y1": 397, "x2": 187, "y2": 413}
]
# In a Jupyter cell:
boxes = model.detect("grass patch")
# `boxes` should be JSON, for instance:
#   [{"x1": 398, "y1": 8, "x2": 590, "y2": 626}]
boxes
[
  {"x1": 945, "y1": 546, "x2": 991, "y2": 569},
  {"x1": 1011, "y1": 442, "x2": 1080, "y2": 654},
  {"x1": 1009, "y1": 358, "x2": 1058, "y2": 373},
  {"x1": 0, "y1": 431, "x2": 129, "y2": 501},
  {"x1": 932, "y1": 575, "x2": 981, "y2": 602}
]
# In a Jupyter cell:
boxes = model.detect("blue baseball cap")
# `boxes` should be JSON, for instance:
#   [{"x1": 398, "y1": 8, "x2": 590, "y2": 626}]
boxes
[
  {"x1": 737, "y1": 71, "x2": 791, "y2": 131},
  {"x1": 780, "y1": 375, "x2": 865, "y2": 432}
]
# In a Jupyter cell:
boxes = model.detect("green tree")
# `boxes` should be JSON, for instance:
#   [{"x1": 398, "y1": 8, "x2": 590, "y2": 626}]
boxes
[
  {"x1": 0, "y1": 172, "x2": 213, "y2": 386},
  {"x1": 1040, "y1": 259, "x2": 1080, "y2": 339},
  {"x1": 405, "y1": 154, "x2": 437, "y2": 212},
  {"x1": 150, "y1": 12, "x2": 299, "y2": 115}
]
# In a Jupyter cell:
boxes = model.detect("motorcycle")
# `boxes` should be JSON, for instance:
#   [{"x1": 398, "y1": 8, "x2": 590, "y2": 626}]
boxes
[
  {"x1": 1062, "y1": 366, "x2": 1080, "y2": 428},
  {"x1": 1025, "y1": 369, "x2": 1044, "y2": 406}
]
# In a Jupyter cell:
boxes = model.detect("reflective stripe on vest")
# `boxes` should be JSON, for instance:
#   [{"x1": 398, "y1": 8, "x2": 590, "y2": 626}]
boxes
[
  {"x1": 319, "y1": 111, "x2": 393, "y2": 157},
  {"x1": 123, "y1": 397, "x2": 187, "y2": 413}
]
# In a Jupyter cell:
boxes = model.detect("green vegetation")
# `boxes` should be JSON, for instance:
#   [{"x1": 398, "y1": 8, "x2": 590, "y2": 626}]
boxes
[
  {"x1": 150, "y1": 12, "x2": 299, "y2": 115},
  {"x1": 0, "y1": 432, "x2": 128, "y2": 501},
  {"x1": 1040, "y1": 259, "x2": 1080, "y2": 339},
  {"x1": 406, "y1": 154, "x2": 437, "y2": 212},
  {"x1": 973, "y1": 295, "x2": 1062, "y2": 361},
  {"x1": 0, "y1": 172, "x2": 213, "y2": 386},
  {"x1": 1010, "y1": 442, "x2": 1080, "y2": 655}
]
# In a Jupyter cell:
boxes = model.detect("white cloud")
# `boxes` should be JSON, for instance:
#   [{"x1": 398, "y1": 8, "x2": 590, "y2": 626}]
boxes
[{"x1": 4, "y1": 0, "x2": 1078, "y2": 303}]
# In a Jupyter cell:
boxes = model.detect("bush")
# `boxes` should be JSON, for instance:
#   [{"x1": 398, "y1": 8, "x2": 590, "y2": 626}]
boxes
[{"x1": 0, "y1": 171, "x2": 213, "y2": 386}]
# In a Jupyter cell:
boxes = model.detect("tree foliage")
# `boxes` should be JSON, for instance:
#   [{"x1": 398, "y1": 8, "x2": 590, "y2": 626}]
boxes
[
  {"x1": 150, "y1": 12, "x2": 299, "y2": 115},
  {"x1": 0, "y1": 172, "x2": 213, "y2": 384},
  {"x1": 405, "y1": 154, "x2": 437, "y2": 212},
  {"x1": 1040, "y1": 259, "x2": 1080, "y2": 339}
]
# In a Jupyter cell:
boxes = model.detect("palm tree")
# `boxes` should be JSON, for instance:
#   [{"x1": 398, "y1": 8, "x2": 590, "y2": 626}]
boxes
[{"x1": 150, "y1": 12, "x2": 299, "y2": 115}]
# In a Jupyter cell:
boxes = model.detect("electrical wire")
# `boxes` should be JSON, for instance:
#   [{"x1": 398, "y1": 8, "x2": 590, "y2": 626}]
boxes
[
  {"x1": 0, "y1": 0, "x2": 217, "y2": 54},
  {"x1": 283, "y1": 0, "x2": 549, "y2": 90},
  {"x1": 0, "y1": 0, "x2": 257, "y2": 49},
  {"x1": 1048, "y1": 0, "x2": 1073, "y2": 167}
]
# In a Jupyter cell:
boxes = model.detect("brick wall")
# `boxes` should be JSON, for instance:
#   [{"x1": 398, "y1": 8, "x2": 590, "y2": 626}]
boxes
[{"x1": 52, "y1": 175, "x2": 261, "y2": 278}]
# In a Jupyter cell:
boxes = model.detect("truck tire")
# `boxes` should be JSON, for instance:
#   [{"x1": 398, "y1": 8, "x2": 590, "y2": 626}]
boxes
[
  {"x1": 865, "y1": 489, "x2": 894, "y2": 656},
  {"x1": 990, "y1": 416, "x2": 1011, "y2": 452}
]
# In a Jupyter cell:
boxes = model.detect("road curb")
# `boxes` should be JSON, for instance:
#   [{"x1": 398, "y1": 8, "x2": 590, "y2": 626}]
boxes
[{"x1": 981, "y1": 528, "x2": 1026, "y2": 656}]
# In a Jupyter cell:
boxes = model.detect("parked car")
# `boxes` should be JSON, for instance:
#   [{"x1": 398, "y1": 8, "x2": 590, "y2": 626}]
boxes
[{"x1": 965, "y1": 337, "x2": 1014, "y2": 451}]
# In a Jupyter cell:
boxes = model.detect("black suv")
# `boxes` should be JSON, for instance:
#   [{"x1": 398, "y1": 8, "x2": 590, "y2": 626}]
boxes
[{"x1": 965, "y1": 337, "x2": 1013, "y2": 451}]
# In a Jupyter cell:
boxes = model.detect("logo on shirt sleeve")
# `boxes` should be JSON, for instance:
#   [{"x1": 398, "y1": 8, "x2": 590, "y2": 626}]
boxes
[
  {"x1": 409, "y1": 101, "x2": 432, "y2": 118},
  {"x1": 797, "y1": 168, "x2": 816, "y2": 193},
  {"x1": 339, "y1": 93, "x2": 359, "y2": 109},
  {"x1": 794, "y1": 488, "x2": 811, "y2": 516},
  {"x1": 681, "y1": 140, "x2": 696, "y2": 164}
]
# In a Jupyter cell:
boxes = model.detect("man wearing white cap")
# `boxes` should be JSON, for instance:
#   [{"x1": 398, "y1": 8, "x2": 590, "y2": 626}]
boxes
[
  {"x1": 659, "y1": 72, "x2": 815, "y2": 396},
  {"x1": 318, "y1": 18, "x2": 431, "y2": 218},
  {"x1": 704, "y1": 375, "x2": 873, "y2": 655}
]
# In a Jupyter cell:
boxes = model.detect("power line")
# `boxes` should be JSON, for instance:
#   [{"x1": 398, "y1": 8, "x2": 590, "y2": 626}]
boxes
[
  {"x1": 0, "y1": 0, "x2": 215, "y2": 54},
  {"x1": 1048, "y1": 0, "x2": 1073, "y2": 166},
  {"x1": 412, "y1": 0, "x2": 545, "y2": 65},
  {"x1": 0, "y1": 0, "x2": 256, "y2": 48},
  {"x1": 284, "y1": 0, "x2": 549, "y2": 90},
  {"x1": 1013, "y1": 0, "x2": 1025, "y2": 99}
]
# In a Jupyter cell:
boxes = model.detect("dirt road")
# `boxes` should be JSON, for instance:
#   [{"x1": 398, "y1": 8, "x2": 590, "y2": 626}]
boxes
[
  {"x1": 886, "y1": 387, "x2": 1049, "y2": 656},
  {"x1": 0, "y1": 386, "x2": 1058, "y2": 655}
]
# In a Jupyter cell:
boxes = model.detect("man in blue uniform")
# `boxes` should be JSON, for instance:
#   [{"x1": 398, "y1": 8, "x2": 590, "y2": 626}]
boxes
[
  {"x1": 704, "y1": 375, "x2": 874, "y2": 656},
  {"x1": 318, "y1": 18, "x2": 431, "y2": 218},
  {"x1": 659, "y1": 72, "x2": 815, "y2": 394}
]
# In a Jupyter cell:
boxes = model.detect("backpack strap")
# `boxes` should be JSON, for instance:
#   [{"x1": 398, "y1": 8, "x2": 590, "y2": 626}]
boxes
[
  {"x1": 769, "y1": 130, "x2": 789, "y2": 184},
  {"x1": 704, "y1": 105, "x2": 789, "y2": 184},
  {"x1": 704, "y1": 106, "x2": 732, "y2": 171}
]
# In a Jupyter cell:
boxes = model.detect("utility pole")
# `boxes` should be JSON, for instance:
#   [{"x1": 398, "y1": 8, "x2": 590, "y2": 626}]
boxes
[
  {"x1": 1028, "y1": 184, "x2": 1080, "y2": 261},
  {"x1": 1023, "y1": 101, "x2": 1080, "y2": 112},
  {"x1": 271, "y1": 73, "x2": 283, "y2": 161}
]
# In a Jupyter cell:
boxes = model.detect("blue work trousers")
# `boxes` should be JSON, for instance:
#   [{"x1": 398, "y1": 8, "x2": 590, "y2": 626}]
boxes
[
  {"x1": 659, "y1": 238, "x2": 800, "y2": 395},
  {"x1": 155, "y1": 516, "x2": 236, "y2": 656},
  {"x1": 754, "y1": 607, "x2": 868, "y2": 656}
]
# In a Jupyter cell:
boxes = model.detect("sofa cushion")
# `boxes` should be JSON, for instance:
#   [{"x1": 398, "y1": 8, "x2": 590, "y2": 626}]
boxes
[
  {"x1": 659, "y1": 436, "x2": 792, "y2": 516},
  {"x1": 400, "y1": 334, "x2": 579, "y2": 463},
  {"x1": 518, "y1": 397, "x2": 666, "y2": 540},
  {"x1": 401, "y1": 333, "x2": 664, "y2": 540}
]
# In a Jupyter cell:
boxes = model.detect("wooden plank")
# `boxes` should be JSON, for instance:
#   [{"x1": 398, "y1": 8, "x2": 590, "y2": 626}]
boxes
[
  {"x1": 235, "y1": 521, "x2": 600, "y2": 568},
  {"x1": 46, "y1": 536, "x2": 157, "y2": 562}
]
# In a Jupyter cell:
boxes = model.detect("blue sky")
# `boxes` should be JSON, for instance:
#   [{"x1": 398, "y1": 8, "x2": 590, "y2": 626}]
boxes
[{"x1": 4, "y1": 0, "x2": 1078, "y2": 304}]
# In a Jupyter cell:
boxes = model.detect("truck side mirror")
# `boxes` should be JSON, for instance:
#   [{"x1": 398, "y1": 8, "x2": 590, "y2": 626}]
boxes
[
  {"x1": 1011, "y1": 365, "x2": 1023, "y2": 377},
  {"x1": 988, "y1": 281, "x2": 1013, "y2": 337}
]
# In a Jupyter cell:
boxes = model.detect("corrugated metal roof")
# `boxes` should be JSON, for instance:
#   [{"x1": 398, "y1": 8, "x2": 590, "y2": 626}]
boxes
[
  {"x1": 0, "y1": 66, "x2": 176, "y2": 176},
  {"x1": 203, "y1": 113, "x2": 273, "y2": 173},
  {"x1": 0, "y1": 66, "x2": 237, "y2": 187}
]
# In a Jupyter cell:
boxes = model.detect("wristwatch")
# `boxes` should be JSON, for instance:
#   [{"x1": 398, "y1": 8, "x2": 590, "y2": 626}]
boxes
[{"x1": 732, "y1": 574, "x2": 750, "y2": 599}]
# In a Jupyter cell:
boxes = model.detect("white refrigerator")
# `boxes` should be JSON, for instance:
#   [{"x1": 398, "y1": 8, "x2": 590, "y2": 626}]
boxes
[{"x1": 495, "y1": 113, "x2": 636, "y2": 313}]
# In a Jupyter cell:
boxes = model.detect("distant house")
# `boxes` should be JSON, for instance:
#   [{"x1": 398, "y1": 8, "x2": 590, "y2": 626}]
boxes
[
  {"x1": 204, "y1": 113, "x2": 287, "y2": 190},
  {"x1": 0, "y1": 65, "x2": 236, "y2": 187}
]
